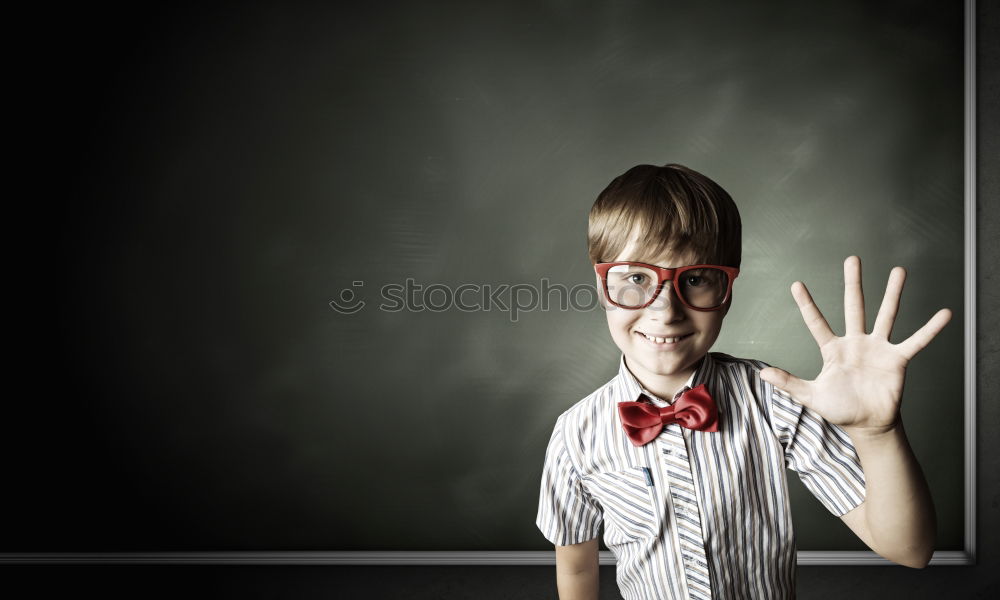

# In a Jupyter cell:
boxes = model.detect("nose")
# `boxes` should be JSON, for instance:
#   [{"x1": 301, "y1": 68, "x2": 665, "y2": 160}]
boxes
[{"x1": 647, "y1": 280, "x2": 685, "y2": 322}]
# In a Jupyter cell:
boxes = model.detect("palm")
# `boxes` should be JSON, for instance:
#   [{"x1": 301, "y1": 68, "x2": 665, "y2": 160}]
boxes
[
  {"x1": 761, "y1": 257, "x2": 952, "y2": 434},
  {"x1": 806, "y1": 334, "x2": 906, "y2": 429}
]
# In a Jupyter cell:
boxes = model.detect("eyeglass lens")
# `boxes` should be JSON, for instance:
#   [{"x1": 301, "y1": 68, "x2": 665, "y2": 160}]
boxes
[{"x1": 605, "y1": 265, "x2": 730, "y2": 309}]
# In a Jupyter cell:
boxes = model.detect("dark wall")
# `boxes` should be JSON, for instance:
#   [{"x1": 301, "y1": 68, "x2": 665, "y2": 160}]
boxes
[{"x1": 3, "y1": 0, "x2": 996, "y2": 597}]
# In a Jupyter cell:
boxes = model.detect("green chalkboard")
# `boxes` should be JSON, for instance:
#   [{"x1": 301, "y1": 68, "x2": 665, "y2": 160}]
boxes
[{"x1": 5, "y1": 0, "x2": 965, "y2": 555}]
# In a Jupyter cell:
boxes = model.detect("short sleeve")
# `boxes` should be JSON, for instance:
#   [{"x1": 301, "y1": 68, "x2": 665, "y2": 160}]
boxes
[
  {"x1": 769, "y1": 386, "x2": 867, "y2": 516},
  {"x1": 535, "y1": 416, "x2": 603, "y2": 546}
]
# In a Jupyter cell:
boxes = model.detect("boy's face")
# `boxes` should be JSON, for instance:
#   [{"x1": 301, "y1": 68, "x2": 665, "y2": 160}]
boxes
[{"x1": 597, "y1": 242, "x2": 731, "y2": 397}]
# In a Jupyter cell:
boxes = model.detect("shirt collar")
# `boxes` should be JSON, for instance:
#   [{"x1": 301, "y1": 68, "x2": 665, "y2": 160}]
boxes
[{"x1": 617, "y1": 353, "x2": 713, "y2": 407}]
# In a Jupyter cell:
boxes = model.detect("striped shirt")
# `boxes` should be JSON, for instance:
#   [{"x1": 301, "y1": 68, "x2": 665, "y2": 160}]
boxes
[{"x1": 536, "y1": 352, "x2": 866, "y2": 600}]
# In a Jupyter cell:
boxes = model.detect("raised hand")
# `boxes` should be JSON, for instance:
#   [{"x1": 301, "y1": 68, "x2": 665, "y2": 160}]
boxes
[{"x1": 760, "y1": 256, "x2": 952, "y2": 436}]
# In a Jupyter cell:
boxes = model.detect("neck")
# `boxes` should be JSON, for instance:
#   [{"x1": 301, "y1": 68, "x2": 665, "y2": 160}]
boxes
[{"x1": 626, "y1": 356, "x2": 703, "y2": 401}]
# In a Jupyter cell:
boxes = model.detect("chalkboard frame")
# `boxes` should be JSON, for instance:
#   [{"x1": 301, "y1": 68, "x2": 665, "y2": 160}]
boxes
[{"x1": 0, "y1": 0, "x2": 977, "y2": 567}]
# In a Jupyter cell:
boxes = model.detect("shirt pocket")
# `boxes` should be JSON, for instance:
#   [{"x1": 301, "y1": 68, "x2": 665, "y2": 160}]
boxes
[{"x1": 583, "y1": 467, "x2": 661, "y2": 543}]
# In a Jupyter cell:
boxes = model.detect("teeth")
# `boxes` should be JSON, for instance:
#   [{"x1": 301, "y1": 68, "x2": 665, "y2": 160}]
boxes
[{"x1": 642, "y1": 333, "x2": 683, "y2": 343}]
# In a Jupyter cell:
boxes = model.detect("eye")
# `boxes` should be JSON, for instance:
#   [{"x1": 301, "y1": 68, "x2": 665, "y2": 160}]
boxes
[
  {"x1": 684, "y1": 275, "x2": 705, "y2": 286},
  {"x1": 627, "y1": 273, "x2": 647, "y2": 285}
]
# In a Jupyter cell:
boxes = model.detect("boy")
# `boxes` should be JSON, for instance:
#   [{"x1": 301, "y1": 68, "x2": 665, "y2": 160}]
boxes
[{"x1": 535, "y1": 163, "x2": 951, "y2": 599}]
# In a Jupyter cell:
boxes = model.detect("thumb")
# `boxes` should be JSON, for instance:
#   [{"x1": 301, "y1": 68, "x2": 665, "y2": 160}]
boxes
[{"x1": 760, "y1": 367, "x2": 810, "y2": 403}]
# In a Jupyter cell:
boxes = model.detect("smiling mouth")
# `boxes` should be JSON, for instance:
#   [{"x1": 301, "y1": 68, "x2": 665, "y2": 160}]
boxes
[{"x1": 635, "y1": 331, "x2": 694, "y2": 346}]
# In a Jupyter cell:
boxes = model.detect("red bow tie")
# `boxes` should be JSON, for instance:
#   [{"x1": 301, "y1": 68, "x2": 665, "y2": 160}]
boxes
[{"x1": 618, "y1": 384, "x2": 719, "y2": 446}]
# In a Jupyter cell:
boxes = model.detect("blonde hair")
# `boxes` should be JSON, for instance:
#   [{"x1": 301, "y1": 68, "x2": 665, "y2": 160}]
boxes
[{"x1": 587, "y1": 163, "x2": 742, "y2": 268}]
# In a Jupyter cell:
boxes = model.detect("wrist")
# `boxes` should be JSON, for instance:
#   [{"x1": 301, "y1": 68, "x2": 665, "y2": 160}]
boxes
[{"x1": 843, "y1": 419, "x2": 905, "y2": 444}]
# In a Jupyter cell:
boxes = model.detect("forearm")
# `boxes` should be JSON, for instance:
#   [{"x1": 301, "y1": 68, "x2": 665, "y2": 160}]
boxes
[
  {"x1": 846, "y1": 421, "x2": 935, "y2": 567},
  {"x1": 556, "y1": 567, "x2": 599, "y2": 600},
  {"x1": 555, "y1": 539, "x2": 600, "y2": 600}
]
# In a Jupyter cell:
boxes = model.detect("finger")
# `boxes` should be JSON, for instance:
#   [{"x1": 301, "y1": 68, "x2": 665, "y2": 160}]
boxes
[
  {"x1": 844, "y1": 256, "x2": 866, "y2": 335},
  {"x1": 791, "y1": 281, "x2": 836, "y2": 348},
  {"x1": 760, "y1": 367, "x2": 812, "y2": 405},
  {"x1": 871, "y1": 266, "x2": 906, "y2": 340},
  {"x1": 896, "y1": 308, "x2": 953, "y2": 361}
]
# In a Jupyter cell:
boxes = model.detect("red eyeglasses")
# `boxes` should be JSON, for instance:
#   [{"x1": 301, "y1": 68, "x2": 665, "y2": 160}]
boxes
[{"x1": 594, "y1": 262, "x2": 740, "y2": 311}]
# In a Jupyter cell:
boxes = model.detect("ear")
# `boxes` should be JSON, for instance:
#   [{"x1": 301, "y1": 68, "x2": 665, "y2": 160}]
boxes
[{"x1": 595, "y1": 273, "x2": 608, "y2": 309}]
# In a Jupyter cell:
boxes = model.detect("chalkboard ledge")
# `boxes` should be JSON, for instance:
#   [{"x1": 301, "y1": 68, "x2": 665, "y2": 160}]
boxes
[{"x1": 0, "y1": 551, "x2": 974, "y2": 566}]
